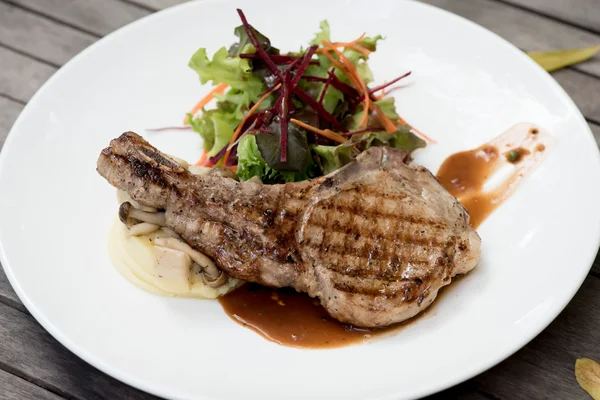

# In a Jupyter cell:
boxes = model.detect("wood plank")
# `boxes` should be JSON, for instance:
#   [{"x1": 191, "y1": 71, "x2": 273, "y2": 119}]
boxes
[
  {"x1": 0, "y1": 96, "x2": 23, "y2": 148},
  {"x1": 552, "y1": 69, "x2": 600, "y2": 123},
  {"x1": 0, "y1": 368, "x2": 64, "y2": 400},
  {"x1": 468, "y1": 275, "x2": 600, "y2": 399},
  {"x1": 0, "y1": 2, "x2": 95, "y2": 66},
  {"x1": 121, "y1": 0, "x2": 187, "y2": 11},
  {"x1": 0, "y1": 301, "x2": 159, "y2": 399},
  {"x1": 420, "y1": 0, "x2": 600, "y2": 77},
  {"x1": 500, "y1": 0, "x2": 600, "y2": 34},
  {"x1": 0, "y1": 267, "x2": 26, "y2": 314},
  {"x1": 0, "y1": 47, "x2": 55, "y2": 102},
  {"x1": 7, "y1": 0, "x2": 149, "y2": 37},
  {"x1": 590, "y1": 122, "x2": 600, "y2": 148},
  {"x1": 426, "y1": 385, "x2": 494, "y2": 399}
]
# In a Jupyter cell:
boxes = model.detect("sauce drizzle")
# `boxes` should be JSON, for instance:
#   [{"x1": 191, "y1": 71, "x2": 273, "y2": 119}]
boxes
[{"x1": 437, "y1": 123, "x2": 550, "y2": 228}]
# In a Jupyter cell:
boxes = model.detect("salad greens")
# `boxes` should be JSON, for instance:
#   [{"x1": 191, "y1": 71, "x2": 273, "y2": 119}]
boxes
[{"x1": 186, "y1": 9, "x2": 427, "y2": 183}]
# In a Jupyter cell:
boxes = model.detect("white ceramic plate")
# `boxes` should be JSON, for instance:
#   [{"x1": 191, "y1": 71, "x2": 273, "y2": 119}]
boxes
[{"x1": 1, "y1": 1, "x2": 599, "y2": 399}]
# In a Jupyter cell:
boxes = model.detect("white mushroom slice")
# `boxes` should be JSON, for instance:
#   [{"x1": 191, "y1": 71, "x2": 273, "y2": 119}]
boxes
[
  {"x1": 127, "y1": 222, "x2": 160, "y2": 237},
  {"x1": 161, "y1": 227, "x2": 182, "y2": 240},
  {"x1": 153, "y1": 246, "x2": 192, "y2": 293},
  {"x1": 117, "y1": 190, "x2": 157, "y2": 212},
  {"x1": 154, "y1": 237, "x2": 221, "y2": 279},
  {"x1": 119, "y1": 202, "x2": 166, "y2": 226},
  {"x1": 200, "y1": 269, "x2": 229, "y2": 288}
]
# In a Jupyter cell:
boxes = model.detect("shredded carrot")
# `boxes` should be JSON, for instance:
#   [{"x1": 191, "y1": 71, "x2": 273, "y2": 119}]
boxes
[
  {"x1": 316, "y1": 33, "x2": 369, "y2": 55},
  {"x1": 397, "y1": 117, "x2": 436, "y2": 143},
  {"x1": 317, "y1": 43, "x2": 370, "y2": 57},
  {"x1": 223, "y1": 83, "x2": 282, "y2": 163},
  {"x1": 321, "y1": 40, "x2": 374, "y2": 129},
  {"x1": 194, "y1": 149, "x2": 208, "y2": 166},
  {"x1": 183, "y1": 83, "x2": 229, "y2": 123},
  {"x1": 290, "y1": 118, "x2": 347, "y2": 143}
]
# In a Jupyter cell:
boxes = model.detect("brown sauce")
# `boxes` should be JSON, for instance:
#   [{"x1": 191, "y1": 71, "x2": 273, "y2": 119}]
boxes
[
  {"x1": 437, "y1": 145, "x2": 501, "y2": 228},
  {"x1": 218, "y1": 283, "x2": 403, "y2": 348},
  {"x1": 437, "y1": 124, "x2": 549, "y2": 228}
]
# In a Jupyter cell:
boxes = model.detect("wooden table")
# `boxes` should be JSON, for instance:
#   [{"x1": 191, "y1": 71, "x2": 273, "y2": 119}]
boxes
[{"x1": 1, "y1": 0, "x2": 599, "y2": 398}]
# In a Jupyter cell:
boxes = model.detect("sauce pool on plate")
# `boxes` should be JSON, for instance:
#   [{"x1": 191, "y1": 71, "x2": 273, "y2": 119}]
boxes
[{"x1": 219, "y1": 283, "x2": 381, "y2": 348}]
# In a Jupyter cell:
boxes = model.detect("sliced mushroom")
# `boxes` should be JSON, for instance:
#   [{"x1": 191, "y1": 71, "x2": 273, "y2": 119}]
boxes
[
  {"x1": 161, "y1": 227, "x2": 182, "y2": 240},
  {"x1": 127, "y1": 222, "x2": 160, "y2": 237},
  {"x1": 119, "y1": 202, "x2": 166, "y2": 226},
  {"x1": 200, "y1": 268, "x2": 228, "y2": 288},
  {"x1": 117, "y1": 190, "x2": 157, "y2": 212},
  {"x1": 154, "y1": 237, "x2": 223, "y2": 281}
]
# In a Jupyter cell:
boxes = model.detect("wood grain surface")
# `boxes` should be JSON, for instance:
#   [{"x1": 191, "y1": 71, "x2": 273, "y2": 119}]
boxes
[{"x1": 0, "y1": 0, "x2": 599, "y2": 398}]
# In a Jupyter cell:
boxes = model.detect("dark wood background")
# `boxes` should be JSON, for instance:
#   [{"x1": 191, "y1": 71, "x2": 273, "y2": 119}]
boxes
[{"x1": 1, "y1": 0, "x2": 599, "y2": 399}]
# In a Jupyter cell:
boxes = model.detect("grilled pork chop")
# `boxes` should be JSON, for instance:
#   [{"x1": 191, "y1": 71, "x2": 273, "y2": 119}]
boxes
[{"x1": 97, "y1": 132, "x2": 480, "y2": 328}]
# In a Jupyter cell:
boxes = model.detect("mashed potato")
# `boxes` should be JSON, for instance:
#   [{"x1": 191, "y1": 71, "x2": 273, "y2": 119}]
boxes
[{"x1": 108, "y1": 217, "x2": 241, "y2": 298}]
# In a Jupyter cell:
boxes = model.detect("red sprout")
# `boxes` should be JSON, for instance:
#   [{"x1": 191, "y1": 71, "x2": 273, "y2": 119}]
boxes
[
  {"x1": 357, "y1": 71, "x2": 412, "y2": 102},
  {"x1": 318, "y1": 68, "x2": 335, "y2": 105},
  {"x1": 301, "y1": 74, "x2": 359, "y2": 99},
  {"x1": 145, "y1": 126, "x2": 193, "y2": 132},
  {"x1": 289, "y1": 45, "x2": 318, "y2": 90},
  {"x1": 279, "y1": 74, "x2": 291, "y2": 162},
  {"x1": 293, "y1": 87, "x2": 348, "y2": 132},
  {"x1": 240, "y1": 53, "x2": 298, "y2": 64},
  {"x1": 205, "y1": 145, "x2": 229, "y2": 167},
  {"x1": 237, "y1": 9, "x2": 281, "y2": 79}
]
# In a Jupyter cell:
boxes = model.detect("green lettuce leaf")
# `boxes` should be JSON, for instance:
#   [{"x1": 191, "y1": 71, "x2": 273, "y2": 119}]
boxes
[
  {"x1": 374, "y1": 97, "x2": 399, "y2": 121},
  {"x1": 313, "y1": 125, "x2": 425, "y2": 174},
  {"x1": 187, "y1": 111, "x2": 235, "y2": 156},
  {"x1": 312, "y1": 144, "x2": 353, "y2": 174},
  {"x1": 237, "y1": 135, "x2": 315, "y2": 183},
  {"x1": 188, "y1": 47, "x2": 263, "y2": 94},
  {"x1": 228, "y1": 25, "x2": 279, "y2": 56},
  {"x1": 347, "y1": 125, "x2": 425, "y2": 151},
  {"x1": 348, "y1": 98, "x2": 400, "y2": 130},
  {"x1": 310, "y1": 20, "x2": 330, "y2": 46}
]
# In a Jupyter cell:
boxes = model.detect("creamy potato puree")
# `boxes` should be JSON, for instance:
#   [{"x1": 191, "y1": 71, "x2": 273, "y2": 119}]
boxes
[{"x1": 108, "y1": 218, "x2": 241, "y2": 298}]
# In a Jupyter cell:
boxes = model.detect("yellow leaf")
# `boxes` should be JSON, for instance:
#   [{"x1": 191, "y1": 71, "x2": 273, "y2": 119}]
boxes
[
  {"x1": 527, "y1": 45, "x2": 600, "y2": 72},
  {"x1": 576, "y1": 358, "x2": 600, "y2": 399}
]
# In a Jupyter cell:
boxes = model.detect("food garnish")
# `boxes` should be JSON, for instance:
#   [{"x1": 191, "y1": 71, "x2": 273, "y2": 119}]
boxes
[{"x1": 185, "y1": 9, "x2": 428, "y2": 183}]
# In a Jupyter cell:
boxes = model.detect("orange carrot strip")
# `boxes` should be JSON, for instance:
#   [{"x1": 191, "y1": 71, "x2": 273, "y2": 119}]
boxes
[
  {"x1": 183, "y1": 83, "x2": 228, "y2": 123},
  {"x1": 397, "y1": 117, "x2": 436, "y2": 143},
  {"x1": 322, "y1": 40, "x2": 372, "y2": 129},
  {"x1": 194, "y1": 149, "x2": 208, "y2": 166},
  {"x1": 317, "y1": 42, "x2": 370, "y2": 56},
  {"x1": 223, "y1": 83, "x2": 282, "y2": 163},
  {"x1": 290, "y1": 118, "x2": 347, "y2": 143}
]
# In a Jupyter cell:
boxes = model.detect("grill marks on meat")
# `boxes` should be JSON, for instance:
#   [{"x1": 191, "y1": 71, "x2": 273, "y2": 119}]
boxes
[{"x1": 98, "y1": 132, "x2": 481, "y2": 328}]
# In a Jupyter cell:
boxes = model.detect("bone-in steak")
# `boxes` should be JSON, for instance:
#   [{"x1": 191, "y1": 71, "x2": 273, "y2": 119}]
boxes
[{"x1": 97, "y1": 132, "x2": 480, "y2": 327}]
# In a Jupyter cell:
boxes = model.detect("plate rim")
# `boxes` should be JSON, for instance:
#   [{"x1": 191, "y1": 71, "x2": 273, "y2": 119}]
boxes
[{"x1": 1, "y1": 0, "x2": 599, "y2": 399}]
